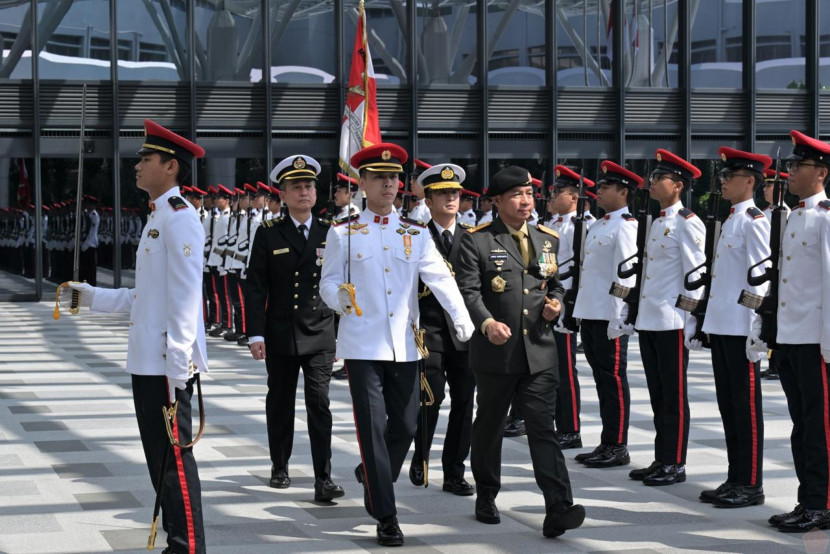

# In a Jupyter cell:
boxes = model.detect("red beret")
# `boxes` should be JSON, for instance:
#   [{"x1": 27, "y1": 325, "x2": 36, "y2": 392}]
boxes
[
  {"x1": 138, "y1": 119, "x2": 204, "y2": 164},
  {"x1": 599, "y1": 161, "x2": 644, "y2": 189},
  {"x1": 654, "y1": 149, "x2": 702, "y2": 180},
  {"x1": 789, "y1": 130, "x2": 830, "y2": 164},
  {"x1": 718, "y1": 147, "x2": 772, "y2": 174},
  {"x1": 350, "y1": 143, "x2": 408, "y2": 173},
  {"x1": 553, "y1": 165, "x2": 596, "y2": 189}
]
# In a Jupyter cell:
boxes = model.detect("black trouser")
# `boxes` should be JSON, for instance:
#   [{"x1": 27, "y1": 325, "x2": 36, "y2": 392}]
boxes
[
  {"x1": 345, "y1": 359, "x2": 419, "y2": 519},
  {"x1": 472, "y1": 369, "x2": 574, "y2": 511},
  {"x1": 554, "y1": 330, "x2": 581, "y2": 434},
  {"x1": 580, "y1": 320, "x2": 630, "y2": 445},
  {"x1": 266, "y1": 351, "x2": 334, "y2": 479},
  {"x1": 205, "y1": 267, "x2": 223, "y2": 326},
  {"x1": 710, "y1": 334, "x2": 763, "y2": 486},
  {"x1": 778, "y1": 343, "x2": 830, "y2": 510},
  {"x1": 411, "y1": 348, "x2": 475, "y2": 480},
  {"x1": 639, "y1": 329, "x2": 690, "y2": 465},
  {"x1": 226, "y1": 271, "x2": 245, "y2": 334},
  {"x1": 79, "y1": 246, "x2": 97, "y2": 286},
  {"x1": 132, "y1": 374, "x2": 205, "y2": 554}
]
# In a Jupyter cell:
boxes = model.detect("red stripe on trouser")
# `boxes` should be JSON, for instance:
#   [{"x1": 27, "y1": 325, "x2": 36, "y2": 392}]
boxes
[
  {"x1": 210, "y1": 273, "x2": 220, "y2": 324},
  {"x1": 168, "y1": 382, "x2": 196, "y2": 554},
  {"x1": 676, "y1": 330, "x2": 685, "y2": 465},
  {"x1": 237, "y1": 283, "x2": 246, "y2": 334},
  {"x1": 565, "y1": 334, "x2": 579, "y2": 431},
  {"x1": 223, "y1": 275, "x2": 232, "y2": 328},
  {"x1": 821, "y1": 358, "x2": 830, "y2": 509},
  {"x1": 748, "y1": 360, "x2": 759, "y2": 486},
  {"x1": 343, "y1": 362, "x2": 373, "y2": 513},
  {"x1": 613, "y1": 337, "x2": 625, "y2": 444}
]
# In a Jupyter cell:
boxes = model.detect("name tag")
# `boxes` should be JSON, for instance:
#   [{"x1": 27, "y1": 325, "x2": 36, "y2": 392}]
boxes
[
  {"x1": 273, "y1": 248, "x2": 289, "y2": 255},
  {"x1": 489, "y1": 253, "x2": 508, "y2": 261}
]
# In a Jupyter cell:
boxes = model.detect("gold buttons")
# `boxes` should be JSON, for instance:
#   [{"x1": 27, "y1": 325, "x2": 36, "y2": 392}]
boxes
[
  {"x1": 294, "y1": 305, "x2": 298, "y2": 310},
  {"x1": 312, "y1": 307, "x2": 317, "y2": 311},
  {"x1": 782, "y1": 278, "x2": 787, "y2": 283},
  {"x1": 786, "y1": 255, "x2": 792, "y2": 261},
  {"x1": 295, "y1": 272, "x2": 299, "y2": 276},
  {"x1": 389, "y1": 312, "x2": 394, "y2": 317},
  {"x1": 522, "y1": 309, "x2": 529, "y2": 315},
  {"x1": 293, "y1": 294, "x2": 298, "y2": 299},
  {"x1": 523, "y1": 289, "x2": 529, "y2": 295},
  {"x1": 381, "y1": 225, "x2": 386, "y2": 230},
  {"x1": 523, "y1": 270, "x2": 528, "y2": 275},
  {"x1": 387, "y1": 290, "x2": 392, "y2": 295},
  {"x1": 312, "y1": 295, "x2": 317, "y2": 300},
  {"x1": 384, "y1": 245, "x2": 389, "y2": 251},
  {"x1": 130, "y1": 321, "x2": 134, "y2": 326},
  {"x1": 522, "y1": 329, "x2": 528, "y2": 336},
  {"x1": 357, "y1": 253, "x2": 363, "y2": 259},
  {"x1": 312, "y1": 273, "x2": 317, "y2": 277},
  {"x1": 294, "y1": 283, "x2": 299, "y2": 288},
  {"x1": 313, "y1": 284, "x2": 318, "y2": 289},
  {"x1": 781, "y1": 301, "x2": 786, "y2": 307},
  {"x1": 385, "y1": 267, "x2": 390, "y2": 273}
]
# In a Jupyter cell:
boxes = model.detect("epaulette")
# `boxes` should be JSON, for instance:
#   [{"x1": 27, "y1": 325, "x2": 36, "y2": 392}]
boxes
[
  {"x1": 537, "y1": 224, "x2": 559, "y2": 239},
  {"x1": 168, "y1": 196, "x2": 189, "y2": 211},
  {"x1": 678, "y1": 208, "x2": 696, "y2": 220},
  {"x1": 458, "y1": 222, "x2": 473, "y2": 229},
  {"x1": 333, "y1": 213, "x2": 360, "y2": 226},
  {"x1": 623, "y1": 213, "x2": 636, "y2": 222},
  {"x1": 819, "y1": 200, "x2": 830, "y2": 211},
  {"x1": 261, "y1": 216, "x2": 283, "y2": 228},
  {"x1": 746, "y1": 206, "x2": 765, "y2": 219},
  {"x1": 399, "y1": 216, "x2": 426, "y2": 228},
  {"x1": 467, "y1": 221, "x2": 492, "y2": 233}
]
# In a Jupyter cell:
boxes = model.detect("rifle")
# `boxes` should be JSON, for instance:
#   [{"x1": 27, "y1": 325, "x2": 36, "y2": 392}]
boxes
[
  {"x1": 558, "y1": 170, "x2": 588, "y2": 332},
  {"x1": 737, "y1": 147, "x2": 786, "y2": 348},
  {"x1": 401, "y1": 163, "x2": 413, "y2": 218},
  {"x1": 675, "y1": 164, "x2": 721, "y2": 347},
  {"x1": 327, "y1": 165, "x2": 337, "y2": 220},
  {"x1": 609, "y1": 178, "x2": 652, "y2": 325}
]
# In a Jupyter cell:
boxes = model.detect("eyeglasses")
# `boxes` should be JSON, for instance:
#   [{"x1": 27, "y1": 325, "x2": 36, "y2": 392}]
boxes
[
  {"x1": 649, "y1": 172, "x2": 677, "y2": 183},
  {"x1": 718, "y1": 171, "x2": 751, "y2": 183},
  {"x1": 786, "y1": 161, "x2": 821, "y2": 173}
]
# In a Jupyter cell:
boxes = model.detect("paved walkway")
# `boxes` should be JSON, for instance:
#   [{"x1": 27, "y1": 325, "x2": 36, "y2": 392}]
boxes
[{"x1": 0, "y1": 300, "x2": 821, "y2": 553}]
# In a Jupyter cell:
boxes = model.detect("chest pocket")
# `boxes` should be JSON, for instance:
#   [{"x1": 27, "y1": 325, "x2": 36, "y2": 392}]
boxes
[
  {"x1": 719, "y1": 231, "x2": 744, "y2": 253},
  {"x1": 394, "y1": 246, "x2": 417, "y2": 263},
  {"x1": 350, "y1": 249, "x2": 373, "y2": 262},
  {"x1": 143, "y1": 238, "x2": 164, "y2": 256},
  {"x1": 652, "y1": 228, "x2": 679, "y2": 258}
]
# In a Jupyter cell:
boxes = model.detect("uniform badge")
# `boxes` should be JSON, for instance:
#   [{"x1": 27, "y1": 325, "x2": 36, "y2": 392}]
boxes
[
  {"x1": 316, "y1": 247, "x2": 324, "y2": 266},
  {"x1": 361, "y1": 228, "x2": 369, "y2": 234},
  {"x1": 381, "y1": 149, "x2": 392, "y2": 160},
  {"x1": 183, "y1": 243, "x2": 192, "y2": 257},
  {"x1": 542, "y1": 240, "x2": 552, "y2": 252},
  {"x1": 407, "y1": 229, "x2": 420, "y2": 235},
  {"x1": 396, "y1": 228, "x2": 407, "y2": 235},
  {"x1": 664, "y1": 228, "x2": 671, "y2": 236},
  {"x1": 293, "y1": 156, "x2": 306, "y2": 169},
  {"x1": 491, "y1": 275, "x2": 507, "y2": 293},
  {"x1": 440, "y1": 166, "x2": 455, "y2": 180},
  {"x1": 148, "y1": 229, "x2": 159, "y2": 239},
  {"x1": 403, "y1": 234, "x2": 412, "y2": 260}
]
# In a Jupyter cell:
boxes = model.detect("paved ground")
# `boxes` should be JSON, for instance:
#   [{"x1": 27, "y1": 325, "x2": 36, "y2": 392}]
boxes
[{"x1": 0, "y1": 300, "x2": 824, "y2": 553}]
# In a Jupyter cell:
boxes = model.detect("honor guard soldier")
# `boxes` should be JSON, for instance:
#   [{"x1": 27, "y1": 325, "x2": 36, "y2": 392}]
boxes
[
  {"x1": 548, "y1": 166, "x2": 597, "y2": 451},
  {"x1": 406, "y1": 163, "x2": 476, "y2": 496},
  {"x1": 65, "y1": 119, "x2": 207, "y2": 554},
  {"x1": 691, "y1": 147, "x2": 771, "y2": 508},
  {"x1": 630, "y1": 149, "x2": 706, "y2": 486},
  {"x1": 265, "y1": 186, "x2": 283, "y2": 220},
  {"x1": 407, "y1": 158, "x2": 432, "y2": 223},
  {"x1": 223, "y1": 185, "x2": 253, "y2": 342},
  {"x1": 456, "y1": 166, "x2": 586, "y2": 538},
  {"x1": 79, "y1": 195, "x2": 100, "y2": 286},
  {"x1": 459, "y1": 189, "x2": 479, "y2": 226},
  {"x1": 320, "y1": 143, "x2": 474, "y2": 546},
  {"x1": 207, "y1": 185, "x2": 233, "y2": 335},
  {"x1": 756, "y1": 131, "x2": 830, "y2": 532},
  {"x1": 334, "y1": 173, "x2": 362, "y2": 219},
  {"x1": 245, "y1": 155, "x2": 344, "y2": 502},
  {"x1": 571, "y1": 162, "x2": 639, "y2": 468},
  {"x1": 478, "y1": 196, "x2": 495, "y2": 225}
]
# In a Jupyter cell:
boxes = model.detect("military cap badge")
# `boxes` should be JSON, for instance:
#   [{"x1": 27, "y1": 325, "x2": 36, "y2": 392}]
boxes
[
  {"x1": 293, "y1": 157, "x2": 306, "y2": 169},
  {"x1": 441, "y1": 166, "x2": 455, "y2": 180},
  {"x1": 381, "y1": 150, "x2": 392, "y2": 161}
]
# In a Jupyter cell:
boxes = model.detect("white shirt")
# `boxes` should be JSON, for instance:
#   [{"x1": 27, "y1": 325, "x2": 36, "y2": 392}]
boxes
[
  {"x1": 432, "y1": 218, "x2": 457, "y2": 237},
  {"x1": 573, "y1": 207, "x2": 638, "y2": 322},
  {"x1": 90, "y1": 187, "x2": 208, "y2": 380},
  {"x1": 777, "y1": 191, "x2": 830, "y2": 346},
  {"x1": 290, "y1": 214, "x2": 313, "y2": 239},
  {"x1": 635, "y1": 201, "x2": 707, "y2": 331},
  {"x1": 459, "y1": 209, "x2": 477, "y2": 226},
  {"x1": 409, "y1": 201, "x2": 431, "y2": 223},
  {"x1": 320, "y1": 208, "x2": 472, "y2": 361},
  {"x1": 702, "y1": 199, "x2": 770, "y2": 336}
]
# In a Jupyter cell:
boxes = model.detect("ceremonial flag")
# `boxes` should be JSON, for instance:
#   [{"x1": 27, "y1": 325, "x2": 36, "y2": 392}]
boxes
[
  {"x1": 339, "y1": 0, "x2": 381, "y2": 177},
  {"x1": 17, "y1": 159, "x2": 30, "y2": 208}
]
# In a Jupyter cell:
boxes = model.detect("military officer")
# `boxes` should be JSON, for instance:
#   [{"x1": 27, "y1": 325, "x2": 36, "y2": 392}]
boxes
[
  {"x1": 64, "y1": 119, "x2": 207, "y2": 554},
  {"x1": 478, "y1": 196, "x2": 495, "y2": 225},
  {"x1": 207, "y1": 185, "x2": 233, "y2": 336},
  {"x1": 245, "y1": 155, "x2": 343, "y2": 502},
  {"x1": 320, "y1": 143, "x2": 474, "y2": 547},
  {"x1": 407, "y1": 158, "x2": 432, "y2": 222},
  {"x1": 455, "y1": 166, "x2": 585, "y2": 539},
  {"x1": 756, "y1": 131, "x2": 830, "y2": 532},
  {"x1": 688, "y1": 147, "x2": 771, "y2": 508},
  {"x1": 334, "y1": 172, "x2": 362, "y2": 220},
  {"x1": 570, "y1": 161, "x2": 639, "y2": 468},
  {"x1": 406, "y1": 163, "x2": 476, "y2": 496},
  {"x1": 265, "y1": 186, "x2": 283, "y2": 221},
  {"x1": 222, "y1": 187, "x2": 250, "y2": 342},
  {"x1": 459, "y1": 189, "x2": 479, "y2": 226},
  {"x1": 630, "y1": 149, "x2": 706, "y2": 486}
]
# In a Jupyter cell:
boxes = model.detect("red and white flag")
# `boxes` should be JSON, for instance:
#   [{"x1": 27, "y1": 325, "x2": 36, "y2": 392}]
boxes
[
  {"x1": 339, "y1": 0, "x2": 381, "y2": 177},
  {"x1": 17, "y1": 159, "x2": 30, "y2": 208}
]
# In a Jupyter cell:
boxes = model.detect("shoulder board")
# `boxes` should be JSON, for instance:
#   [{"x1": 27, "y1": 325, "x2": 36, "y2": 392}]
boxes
[
  {"x1": 399, "y1": 216, "x2": 426, "y2": 228},
  {"x1": 458, "y1": 222, "x2": 473, "y2": 229},
  {"x1": 623, "y1": 213, "x2": 636, "y2": 222},
  {"x1": 746, "y1": 206, "x2": 765, "y2": 219},
  {"x1": 678, "y1": 208, "x2": 696, "y2": 220},
  {"x1": 333, "y1": 213, "x2": 360, "y2": 226},
  {"x1": 261, "y1": 216, "x2": 283, "y2": 228},
  {"x1": 468, "y1": 221, "x2": 492, "y2": 233},
  {"x1": 168, "y1": 196, "x2": 189, "y2": 211},
  {"x1": 819, "y1": 200, "x2": 830, "y2": 211},
  {"x1": 317, "y1": 217, "x2": 331, "y2": 226},
  {"x1": 536, "y1": 224, "x2": 559, "y2": 239}
]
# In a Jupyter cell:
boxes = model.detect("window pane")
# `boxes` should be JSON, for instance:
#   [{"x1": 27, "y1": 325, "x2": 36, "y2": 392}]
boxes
[
  {"x1": 118, "y1": 0, "x2": 186, "y2": 81},
  {"x1": 691, "y1": 0, "x2": 742, "y2": 88},
  {"x1": 757, "y1": 0, "x2": 804, "y2": 89},
  {"x1": 488, "y1": 1, "x2": 546, "y2": 86},
  {"x1": 624, "y1": 0, "x2": 676, "y2": 88},
  {"x1": 822, "y1": 5, "x2": 830, "y2": 90},
  {"x1": 269, "y1": 0, "x2": 335, "y2": 83},
  {"x1": 0, "y1": 2, "x2": 31, "y2": 79},
  {"x1": 344, "y1": 0, "x2": 407, "y2": 85},
  {"x1": 195, "y1": 2, "x2": 264, "y2": 82},
  {"x1": 556, "y1": 3, "x2": 611, "y2": 87},
  {"x1": 417, "y1": 1, "x2": 477, "y2": 85},
  {"x1": 36, "y1": 0, "x2": 110, "y2": 80}
]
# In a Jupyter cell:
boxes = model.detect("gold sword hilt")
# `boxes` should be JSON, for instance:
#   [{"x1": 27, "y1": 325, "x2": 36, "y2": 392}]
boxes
[{"x1": 147, "y1": 515, "x2": 159, "y2": 550}]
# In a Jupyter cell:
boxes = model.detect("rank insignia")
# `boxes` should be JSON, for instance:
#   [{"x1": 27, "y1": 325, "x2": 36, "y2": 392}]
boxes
[
  {"x1": 183, "y1": 243, "x2": 192, "y2": 257},
  {"x1": 400, "y1": 223, "x2": 410, "y2": 229},
  {"x1": 491, "y1": 275, "x2": 507, "y2": 293},
  {"x1": 148, "y1": 229, "x2": 159, "y2": 238},
  {"x1": 396, "y1": 228, "x2": 407, "y2": 235},
  {"x1": 407, "y1": 229, "x2": 420, "y2": 235}
]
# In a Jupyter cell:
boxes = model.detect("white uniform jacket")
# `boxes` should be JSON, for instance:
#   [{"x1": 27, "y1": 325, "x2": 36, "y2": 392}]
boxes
[
  {"x1": 549, "y1": 210, "x2": 597, "y2": 292},
  {"x1": 701, "y1": 199, "x2": 770, "y2": 336},
  {"x1": 90, "y1": 187, "x2": 208, "y2": 380},
  {"x1": 320, "y1": 209, "x2": 471, "y2": 361},
  {"x1": 408, "y1": 201, "x2": 431, "y2": 224},
  {"x1": 207, "y1": 208, "x2": 230, "y2": 268}
]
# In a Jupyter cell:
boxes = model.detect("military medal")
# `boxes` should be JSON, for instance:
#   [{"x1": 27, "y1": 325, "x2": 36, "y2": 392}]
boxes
[
  {"x1": 316, "y1": 247, "x2": 324, "y2": 266},
  {"x1": 403, "y1": 234, "x2": 412, "y2": 260},
  {"x1": 491, "y1": 275, "x2": 506, "y2": 293}
]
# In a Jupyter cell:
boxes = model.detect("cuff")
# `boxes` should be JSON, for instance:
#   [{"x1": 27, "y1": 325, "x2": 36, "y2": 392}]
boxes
[
  {"x1": 481, "y1": 318, "x2": 495, "y2": 335},
  {"x1": 249, "y1": 336, "x2": 265, "y2": 345}
]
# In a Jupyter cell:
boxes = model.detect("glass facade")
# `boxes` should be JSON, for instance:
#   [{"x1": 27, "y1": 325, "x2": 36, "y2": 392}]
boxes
[{"x1": 0, "y1": 0, "x2": 827, "y2": 300}]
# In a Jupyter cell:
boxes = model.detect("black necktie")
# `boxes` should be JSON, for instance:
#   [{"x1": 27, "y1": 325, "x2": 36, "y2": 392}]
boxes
[
  {"x1": 297, "y1": 223, "x2": 308, "y2": 246},
  {"x1": 442, "y1": 229, "x2": 453, "y2": 254}
]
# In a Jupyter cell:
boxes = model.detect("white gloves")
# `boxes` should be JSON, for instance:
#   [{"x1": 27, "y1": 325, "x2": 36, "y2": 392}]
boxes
[
  {"x1": 745, "y1": 341, "x2": 764, "y2": 363},
  {"x1": 607, "y1": 321, "x2": 624, "y2": 341},
  {"x1": 168, "y1": 377, "x2": 187, "y2": 404},
  {"x1": 336, "y1": 287, "x2": 354, "y2": 314},
  {"x1": 684, "y1": 317, "x2": 702, "y2": 351},
  {"x1": 454, "y1": 318, "x2": 475, "y2": 343},
  {"x1": 747, "y1": 317, "x2": 768, "y2": 353},
  {"x1": 60, "y1": 281, "x2": 95, "y2": 308}
]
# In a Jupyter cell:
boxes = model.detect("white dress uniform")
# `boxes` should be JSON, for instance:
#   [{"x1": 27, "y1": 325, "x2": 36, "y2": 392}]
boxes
[
  {"x1": 90, "y1": 186, "x2": 208, "y2": 380},
  {"x1": 763, "y1": 203, "x2": 790, "y2": 222},
  {"x1": 244, "y1": 207, "x2": 263, "y2": 270},
  {"x1": 408, "y1": 200, "x2": 431, "y2": 223},
  {"x1": 207, "y1": 208, "x2": 230, "y2": 270},
  {"x1": 478, "y1": 210, "x2": 494, "y2": 225},
  {"x1": 459, "y1": 208, "x2": 477, "y2": 226},
  {"x1": 336, "y1": 204, "x2": 361, "y2": 220}
]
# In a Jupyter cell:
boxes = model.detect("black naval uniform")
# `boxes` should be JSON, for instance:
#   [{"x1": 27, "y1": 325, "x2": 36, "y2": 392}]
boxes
[
  {"x1": 456, "y1": 217, "x2": 575, "y2": 512},
  {"x1": 410, "y1": 219, "x2": 476, "y2": 486},
  {"x1": 245, "y1": 215, "x2": 337, "y2": 482}
]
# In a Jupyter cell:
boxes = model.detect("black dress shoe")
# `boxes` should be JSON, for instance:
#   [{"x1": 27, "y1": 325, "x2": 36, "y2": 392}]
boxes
[
  {"x1": 503, "y1": 419, "x2": 526, "y2": 438},
  {"x1": 575, "y1": 444, "x2": 608, "y2": 463},
  {"x1": 209, "y1": 326, "x2": 228, "y2": 337},
  {"x1": 643, "y1": 464, "x2": 686, "y2": 486},
  {"x1": 557, "y1": 432, "x2": 583, "y2": 450},
  {"x1": 236, "y1": 335, "x2": 249, "y2": 346},
  {"x1": 582, "y1": 444, "x2": 630, "y2": 468},
  {"x1": 355, "y1": 464, "x2": 371, "y2": 515},
  {"x1": 543, "y1": 504, "x2": 586, "y2": 538},
  {"x1": 769, "y1": 504, "x2": 805, "y2": 527},
  {"x1": 712, "y1": 484, "x2": 764, "y2": 508},
  {"x1": 377, "y1": 516, "x2": 404, "y2": 546},
  {"x1": 223, "y1": 331, "x2": 243, "y2": 341},
  {"x1": 205, "y1": 323, "x2": 219, "y2": 333},
  {"x1": 314, "y1": 477, "x2": 345, "y2": 502},
  {"x1": 332, "y1": 368, "x2": 348, "y2": 380},
  {"x1": 443, "y1": 477, "x2": 474, "y2": 496},
  {"x1": 629, "y1": 460, "x2": 662, "y2": 481},
  {"x1": 475, "y1": 496, "x2": 500, "y2": 524},
  {"x1": 700, "y1": 482, "x2": 735, "y2": 504},
  {"x1": 777, "y1": 509, "x2": 830, "y2": 533},
  {"x1": 409, "y1": 460, "x2": 425, "y2": 486},
  {"x1": 269, "y1": 467, "x2": 290, "y2": 488},
  {"x1": 761, "y1": 368, "x2": 779, "y2": 380}
]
